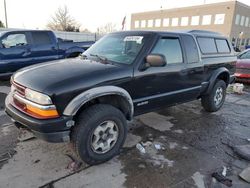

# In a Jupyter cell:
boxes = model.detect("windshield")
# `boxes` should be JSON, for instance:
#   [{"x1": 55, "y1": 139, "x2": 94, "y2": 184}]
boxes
[{"x1": 83, "y1": 33, "x2": 146, "y2": 65}]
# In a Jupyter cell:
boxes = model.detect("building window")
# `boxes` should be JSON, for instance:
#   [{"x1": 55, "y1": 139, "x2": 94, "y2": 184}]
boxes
[
  {"x1": 163, "y1": 18, "x2": 170, "y2": 27},
  {"x1": 202, "y1": 15, "x2": 212, "y2": 25},
  {"x1": 141, "y1": 20, "x2": 146, "y2": 28},
  {"x1": 155, "y1": 19, "x2": 161, "y2": 27},
  {"x1": 240, "y1": 16, "x2": 245, "y2": 26},
  {"x1": 191, "y1": 16, "x2": 200, "y2": 26},
  {"x1": 246, "y1": 38, "x2": 250, "y2": 46},
  {"x1": 147, "y1": 19, "x2": 153, "y2": 27},
  {"x1": 235, "y1": 14, "x2": 240, "y2": 25},
  {"x1": 135, "y1": 21, "x2": 139, "y2": 28},
  {"x1": 181, "y1": 17, "x2": 189, "y2": 26},
  {"x1": 171, "y1": 18, "x2": 179, "y2": 27},
  {"x1": 241, "y1": 38, "x2": 245, "y2": 46},
  {"x1": 245, "y1": 17, "x2": 249, "y2": 27},
  {"x1": 236, "y1": 38, "x2": 241, "y2": 47},
  {"x1": 231, "y1": 37, "x2": 236, "y2": 47},
  {"x1": 214, "y1": 14, "x2": 225, "y2": 24}
]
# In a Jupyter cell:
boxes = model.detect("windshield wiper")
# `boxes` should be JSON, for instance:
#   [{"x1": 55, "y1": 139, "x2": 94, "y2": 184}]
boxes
[{"x1": 89, "y1": 53, "x2": 109, "y2": 63}]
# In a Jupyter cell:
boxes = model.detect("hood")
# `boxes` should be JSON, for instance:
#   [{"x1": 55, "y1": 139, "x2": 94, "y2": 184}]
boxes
[
  {"x1": 13, "y1": 58, "x2": 128, "y2": 95},
  {"x1": 236, "y1": 59, "x2": 250, "y2": 69}
]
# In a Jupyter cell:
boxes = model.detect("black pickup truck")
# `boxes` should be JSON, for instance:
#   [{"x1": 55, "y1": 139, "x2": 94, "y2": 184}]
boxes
[
  {"x1": 5, "y1": 30, "x2": 236, "y2": 165},
  {"x1": 0, "y1": 29, "x2": 94, "y2": 78}
]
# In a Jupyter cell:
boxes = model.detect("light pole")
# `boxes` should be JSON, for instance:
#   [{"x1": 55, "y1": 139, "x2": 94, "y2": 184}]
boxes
[{"x1": 4, "y1": 0, "x2": 8, "y2": 28}]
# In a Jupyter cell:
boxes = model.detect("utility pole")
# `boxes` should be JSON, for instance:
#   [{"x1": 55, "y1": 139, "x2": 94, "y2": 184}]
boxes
[{"x1": 4, "y1": 0, "x2": 8, "y2": 28}]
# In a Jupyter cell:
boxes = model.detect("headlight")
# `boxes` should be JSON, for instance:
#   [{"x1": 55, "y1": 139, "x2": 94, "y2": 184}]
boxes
[{"x1": 25, "y1": 88, "x2": 52, "y2": 105}]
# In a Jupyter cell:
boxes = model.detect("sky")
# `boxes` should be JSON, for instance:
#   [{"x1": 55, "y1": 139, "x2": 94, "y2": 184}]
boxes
[{"x1": 0, "y1": 0, "x2": 250, "y2": 32}]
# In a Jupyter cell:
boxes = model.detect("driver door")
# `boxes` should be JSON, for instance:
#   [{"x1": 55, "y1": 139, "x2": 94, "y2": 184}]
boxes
[
  {"x1": 0, "y1": 31, "x2": 32, "y2": 74},
  {"x1": 131, "y1": 34, "x2": 201, "y2": 115}
]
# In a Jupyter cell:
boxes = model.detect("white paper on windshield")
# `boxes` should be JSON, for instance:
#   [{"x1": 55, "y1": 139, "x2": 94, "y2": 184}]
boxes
[{"x1": 124, "y1": 36, "x2": 143, "y2": 44}]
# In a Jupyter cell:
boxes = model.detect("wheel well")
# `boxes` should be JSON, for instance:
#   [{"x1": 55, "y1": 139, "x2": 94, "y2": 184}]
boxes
[
  {"x1": 74, "y1": 95, "x2": 132, "y2": 121},
  {"x1": 67, "y1": 52, "x2": 81, "y2": 58},
  {"x1": 217, "y1": 72, "x2": 229, "y2": 85}
]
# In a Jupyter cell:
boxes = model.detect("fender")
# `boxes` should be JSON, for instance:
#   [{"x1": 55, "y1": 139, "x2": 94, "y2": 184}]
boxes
[
  {"x1": 205, "y1": 67, "x2": 230, "y2": 94},
  {"x1": 63, "y1": 86, "x2": 134, "y2": 120}
]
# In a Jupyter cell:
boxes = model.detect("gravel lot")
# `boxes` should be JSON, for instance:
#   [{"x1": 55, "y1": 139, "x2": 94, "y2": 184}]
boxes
[{"x1": 0, "y1": 80, "x2": 250, "y2": 188}]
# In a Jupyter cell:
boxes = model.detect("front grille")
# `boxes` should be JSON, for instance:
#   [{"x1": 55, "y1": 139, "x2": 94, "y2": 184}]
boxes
[
  {"x1": 12, "y1": 82, "x2": 25, "y2": 97},
  {"x1": 236, "y1": 68, "x2": 250, "y2": 74}
]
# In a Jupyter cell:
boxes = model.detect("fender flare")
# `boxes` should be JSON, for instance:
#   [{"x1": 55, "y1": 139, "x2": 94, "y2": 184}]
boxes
[
  {"x1": 63, "y1": 86, "x2": 134, "y2": 120},
  {"x1": 206, "y1": 67, "x2": 230, "y2": 94}
]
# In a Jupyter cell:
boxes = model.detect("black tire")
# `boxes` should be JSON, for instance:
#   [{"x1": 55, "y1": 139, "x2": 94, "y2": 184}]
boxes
[
  {"x1": 71, "y1": 104, "x2": 127, "y2": 165},
  {"x1": 201, "y1": 80, "x2": 226, "y2": 112}
]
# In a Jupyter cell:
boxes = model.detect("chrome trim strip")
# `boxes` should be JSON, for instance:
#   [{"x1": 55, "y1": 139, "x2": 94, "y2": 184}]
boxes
[
  {"x1": 133, "y1": 86, "x2": 202, "y2": 103},
  {"x1": 13, "y1": 94, "x2": 56, "y2": 110}
]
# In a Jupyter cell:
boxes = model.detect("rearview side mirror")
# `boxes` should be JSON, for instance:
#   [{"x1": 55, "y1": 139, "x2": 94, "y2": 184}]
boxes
[{"x1": 146, "y1": 54, "x2": 166, "y2": 67}]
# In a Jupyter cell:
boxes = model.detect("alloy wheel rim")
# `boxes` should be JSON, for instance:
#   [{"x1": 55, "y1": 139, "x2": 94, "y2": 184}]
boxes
[
  {"x1": 91, "y1": 120, "x2": 119, "y2": 154},
  {"x1": 214, "y1": 87, "x2": 223, "y2": 106}
]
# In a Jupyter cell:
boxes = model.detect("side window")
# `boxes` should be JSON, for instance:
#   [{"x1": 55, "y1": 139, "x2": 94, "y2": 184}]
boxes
[
  {"x1": 152, "y1": 38, "x2": 183, "y2": 64},
  {"x1": 31, "y1": 32, "x2": 52, "y2": 45},
  {"x1": 182, "y1": 35, "x2": 199, "y2": 63},
  {"x1": 197, "y1": 37, "x2": 217, "y2": 54},
  {"x1": 215, "y1": 39, "x2": 230, "y2": 53},
  {"x1": 1, "y1": 33, "x2": 27, "y2": 48}
]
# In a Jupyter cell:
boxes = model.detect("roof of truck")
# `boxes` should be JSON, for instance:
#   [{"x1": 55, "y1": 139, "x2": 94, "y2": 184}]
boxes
[{"x1": 113, "y1": 30, "x2": 224, "y2": 38}]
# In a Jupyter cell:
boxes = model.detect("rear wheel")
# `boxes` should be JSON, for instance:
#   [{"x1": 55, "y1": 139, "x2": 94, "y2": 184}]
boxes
[
  {"x1": 71, "y1": 104, "x2": 127, "y2": 165},
  {"x1": 201, "y1": 80, "x2": 226, "y2": 112}
]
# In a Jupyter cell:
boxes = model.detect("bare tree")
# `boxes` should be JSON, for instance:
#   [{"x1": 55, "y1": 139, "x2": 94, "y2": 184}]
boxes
[
  {"x1": 47, "y1": 6, "x2": 80, "y2": 32},
  {"x1": 97, "y1": 22, "x2": 117, "y2": 35},
  {"x1": 0, "y1": 20, "x2": 5, "y2": 28}
]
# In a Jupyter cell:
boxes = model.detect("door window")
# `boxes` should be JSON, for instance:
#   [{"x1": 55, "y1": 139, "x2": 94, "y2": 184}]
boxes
[
  {"x1": 182, "y1": 35, "x2": 199, "y2": 63},
  {"x1": 152, "y1": 38, "x2": 183, "y2": 64},
  {"x1": 1, "y1": 33, "x2": 27, "y2": 48},
  {"x1": 31, "y1": 32, "x2": 52, "y2": 45}
]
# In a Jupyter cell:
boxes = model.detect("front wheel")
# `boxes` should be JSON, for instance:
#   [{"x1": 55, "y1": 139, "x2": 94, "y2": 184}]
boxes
[
  {"x1": 201, "y1": 80, "x2": 226, "y2": 112},
  {"x1": 71, "y1": 104, "x2": 127, "y2": 165}
]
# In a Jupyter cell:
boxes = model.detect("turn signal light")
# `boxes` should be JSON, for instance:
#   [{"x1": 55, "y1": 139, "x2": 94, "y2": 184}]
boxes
[{"x1": 26, "y1": 105, "x2": 59, "y2": 119}]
